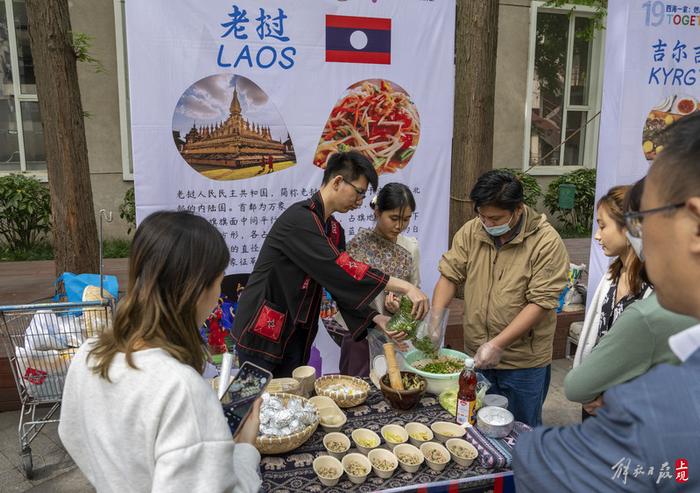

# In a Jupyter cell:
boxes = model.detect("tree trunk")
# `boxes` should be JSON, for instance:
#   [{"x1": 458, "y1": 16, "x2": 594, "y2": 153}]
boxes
[
  {"x1": 449, "y1": 0, "x2": 499, "y2": 242},
  {"x1": 25, "y1": 0, "x2": 99, "y2": 277}
]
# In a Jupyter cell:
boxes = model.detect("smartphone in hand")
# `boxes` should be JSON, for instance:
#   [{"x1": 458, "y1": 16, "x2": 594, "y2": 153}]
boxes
[{"x1": 221, "y1": 361, "x2": 272, "y2": 436}]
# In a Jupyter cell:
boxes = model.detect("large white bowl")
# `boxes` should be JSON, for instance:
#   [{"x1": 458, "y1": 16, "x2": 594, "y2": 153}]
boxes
[{"x1": 403, "y1": 348, "x2": 469, "y2": 394}]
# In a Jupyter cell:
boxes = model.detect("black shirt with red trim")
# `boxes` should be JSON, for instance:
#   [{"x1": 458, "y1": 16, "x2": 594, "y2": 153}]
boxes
[{"x1": 232, "y1": 192, "x2": 389, "y2": 364}]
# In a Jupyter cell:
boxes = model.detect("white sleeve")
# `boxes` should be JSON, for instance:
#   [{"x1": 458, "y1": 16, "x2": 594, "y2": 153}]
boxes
[
  {"x1": 411, "y1": 240, "x2": 421, "y2": 289},
  {"x1": 398, "y1": 235, "x2": 421, "y2": 288},
  {"x1": 152, "y1": 441, "x2": 261, "y2": 493}
]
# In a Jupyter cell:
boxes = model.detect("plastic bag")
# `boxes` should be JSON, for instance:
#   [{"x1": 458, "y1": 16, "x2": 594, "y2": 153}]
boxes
[
  {"x1": 438, "y1": 373, "x2": 492, "y2": 416},
  {"x1": 15, "y1": 346, "x2": 78, "y2": 400},
  {"x1": 54, "y1": 272, "x2": 119, "y2": 303},
  {"x1": 558, "y1": 263, "x2": 586, "y2": 313},
  {"x1": 386, "y1": 298, "x2": 448, "y2": 358},
  {"x1": 24, "y1": 310, "x2": 85, "y2": 351}
]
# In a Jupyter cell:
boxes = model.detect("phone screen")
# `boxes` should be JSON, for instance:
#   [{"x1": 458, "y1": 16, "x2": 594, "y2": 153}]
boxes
[{"x1": 221, "y1": 362, "x2": 271, "y2": 436}]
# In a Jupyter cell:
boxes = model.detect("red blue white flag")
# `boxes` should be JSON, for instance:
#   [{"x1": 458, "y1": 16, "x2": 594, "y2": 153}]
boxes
[{"x1": 325, "y1": 14, "x2": 391, "y2": 65}]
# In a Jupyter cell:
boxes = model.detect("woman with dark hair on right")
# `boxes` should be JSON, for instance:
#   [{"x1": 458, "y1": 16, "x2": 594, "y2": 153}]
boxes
[
  {"x1": 564, "y1": 179, "x2": 698, "y2": 415},
  {"x1": 59, "y1": 211, "x2": 262, "y2": 492},
  {"x1": 572, "y1": 185, "x2": 653, "y2": 419}
]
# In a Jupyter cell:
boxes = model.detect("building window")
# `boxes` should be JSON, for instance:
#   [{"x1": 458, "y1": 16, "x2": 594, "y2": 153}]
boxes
[
  {"x1": 525, "y1": 2, "x2": 604, "y2": 173},
  {"x1": 0, "y1": 0, "x2": 46, "y2": 175}
]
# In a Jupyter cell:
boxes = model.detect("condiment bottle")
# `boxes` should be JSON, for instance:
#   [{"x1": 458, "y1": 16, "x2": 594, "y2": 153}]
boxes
[{"x1": 456, "y1": 357, "x2": 477, "y2": 426}]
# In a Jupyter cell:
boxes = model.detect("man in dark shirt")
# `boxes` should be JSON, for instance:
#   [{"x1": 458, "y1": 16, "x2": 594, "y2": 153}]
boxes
[{"x1": 232, "y1": 151, "x2": 428, "y2": 376}]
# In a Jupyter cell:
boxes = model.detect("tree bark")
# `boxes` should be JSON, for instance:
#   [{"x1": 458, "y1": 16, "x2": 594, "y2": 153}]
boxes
[
  {"x1": 25, "y1": 0, "x2": 99, "y2": 277},
  {"x1": 449, "y1": 0, "x2": 499, "y2": 242}
]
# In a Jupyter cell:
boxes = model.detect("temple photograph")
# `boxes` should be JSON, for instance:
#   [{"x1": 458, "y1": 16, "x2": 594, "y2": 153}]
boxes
[{"x1": 172, "y1": 74, "x2": 296, "y2": 181}]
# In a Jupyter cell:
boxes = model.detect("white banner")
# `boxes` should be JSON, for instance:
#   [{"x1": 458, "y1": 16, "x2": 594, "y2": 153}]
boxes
[
  {"x1": 126, "y1": 0, "x2": 455, "y2": 299},
  {"x1": 590, "y1": 0, "x2": 700, "y2": 296}
]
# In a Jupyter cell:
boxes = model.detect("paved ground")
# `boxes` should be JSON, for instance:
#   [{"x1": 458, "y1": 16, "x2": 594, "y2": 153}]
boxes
[{"x1": 0, "y1": 238, "x2": 590, "y2": 491}]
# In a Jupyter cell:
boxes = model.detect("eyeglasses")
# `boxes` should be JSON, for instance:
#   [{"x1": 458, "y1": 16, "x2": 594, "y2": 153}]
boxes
[
  {"x1": 623, "y1": 202, "x2": 684, "y2": 238},
  {"x1": 342, "y1": 178, "x2": 367, "y2": 199}
]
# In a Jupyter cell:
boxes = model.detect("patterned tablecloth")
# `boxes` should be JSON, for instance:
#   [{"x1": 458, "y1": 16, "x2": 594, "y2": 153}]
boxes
[{"x1": 260, "y1": 387, "x2": 529, "y2": 492}]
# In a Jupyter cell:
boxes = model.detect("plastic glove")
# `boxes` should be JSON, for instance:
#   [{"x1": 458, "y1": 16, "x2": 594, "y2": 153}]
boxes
[{"x1": 474, "y1": 341, "x2": 504, "y2": 369}]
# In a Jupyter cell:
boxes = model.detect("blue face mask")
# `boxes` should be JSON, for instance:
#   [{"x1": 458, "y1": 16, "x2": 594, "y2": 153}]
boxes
[{"x1": 481, "y1": 214, "x2": 513, "y2": 237}]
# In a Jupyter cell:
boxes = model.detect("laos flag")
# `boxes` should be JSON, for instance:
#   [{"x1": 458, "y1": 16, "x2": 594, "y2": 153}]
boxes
[{"x1": 325, "y1": 15, "x2": 391, "y2": 65}]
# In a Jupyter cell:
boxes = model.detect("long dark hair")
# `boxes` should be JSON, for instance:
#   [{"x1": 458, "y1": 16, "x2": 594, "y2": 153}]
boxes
[
  {"x1": 597, "y1": 186, "x2": 646, "y2": 295},
  {"x1": 370, "y1": 182, "x2": 416, "y2": 214},
  {"x1": 89, "y1": 211, "x2": 229, "y2": 380}
]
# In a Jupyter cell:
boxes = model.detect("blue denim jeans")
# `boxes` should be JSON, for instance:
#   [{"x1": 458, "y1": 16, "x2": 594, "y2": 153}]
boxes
[{"x1": 478, "y1": 365, "x2": 551, "y2": 427}]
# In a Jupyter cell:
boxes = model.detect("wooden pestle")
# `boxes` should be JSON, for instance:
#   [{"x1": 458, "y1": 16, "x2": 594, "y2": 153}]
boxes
[{"x1": 383, "y1": 342, "x2": 404, "y2": 391}]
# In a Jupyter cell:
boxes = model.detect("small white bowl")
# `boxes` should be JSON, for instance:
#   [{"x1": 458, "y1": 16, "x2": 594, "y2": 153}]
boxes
[
  {"x1": 319, "y1": 407, "x2": 347, "y2": 433},
  {"x1": 309, "y1": 395, "x2": 338, "y2": 411},
  {"x1": 351, "y1": 428, "x2": 381, "y2": 455},
  {"x1": 381, "y1": 424, "x2": 408, "y2": 447},
  {"x1": 342, "y1": 453, "x2": 372, "y2": 484},
  {"x1": 430, "y1": 421, "x2": 466, "y2": 442},
  {"x1": 420, "y1": 442, "x2": 451, "y2": 472},
  {"x1": 405, "y1": 422, "x2": 434, "y2": 447},
  {"x1": 368, "y1": 448, "x2": 398, "y2": 479},
  {"x1": 446, "y1": 438, "x2": 478, "y2": 467},
  {"x1": 323, "y1": 432, "x2": 351, "y2": 459},
  {"x1": 392, "y1": 443, "x2": 424, "y2": 473},
  {"x1": 313, "y1": 455, "x2": 343, "y2": 487}
]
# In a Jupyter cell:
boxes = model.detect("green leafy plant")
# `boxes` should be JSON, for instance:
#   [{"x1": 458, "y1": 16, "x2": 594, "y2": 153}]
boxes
[
  {"x1": 0, "y1": 238, "x2": 131, "y2": 262},
  {"x1": 70, "y1": 31, "x2": 105, "y2": 73},
  {"x1": 119, "y1": 187, "x2": 136, "y2": 234},
  {"x1": 0, "y1": 174, "x2": 52, "y2": 251},
  {"x1": 544, "y1": 168, "x2": 597, "y2": 236},
  {"x1": 102, "y1": 238, "x2": 131, "y2": 258},
  {"x1": 506, "y1": 169, "x2": 542, "y2": 208}
]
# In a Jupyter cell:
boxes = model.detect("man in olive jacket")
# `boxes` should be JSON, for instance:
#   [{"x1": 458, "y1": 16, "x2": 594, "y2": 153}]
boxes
[{"x1": 432, "y1": 170, "x2": 569, "y2": 426}]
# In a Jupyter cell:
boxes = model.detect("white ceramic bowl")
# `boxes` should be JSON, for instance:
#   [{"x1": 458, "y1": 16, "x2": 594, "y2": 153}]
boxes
[
  {"x1": 368, "y1": 448, "x2": 398, "y2": 479},
  {"x1": 381, "y1": 424, "x2": 408, "y2": 447},
  {"x1": 319, "y1": 407, "x2": 347, "y2": 433},
  {"x1": 430, "y1": 421, "x2": 466, "y2": 442},
  {"x1": 351, "y1": 428, "x2": 381, "y2": 455},
  {"x1": 476, "y1": 406, "x2": 514, "y2": 438},
  {"x1": 446, "y1": 438, "x2": 479, "y2": 467},
  {"x1": 405, "y1": 422, "x2": 434, "y2": 447},
  {"x1": 420, "y1": 441, "x2": 451, "y2": 472},
  {"x1": 313, "y1": 455, "x2": 343, "y2": 487},
  {"x1": 392, "y1": 443, "x2": 424, "y2": 473},
  {"x1": 342, "y1": 453, "x2": 372, "y2": 484},
  {"x1": 323, "y1": 432, "x2": 351, "y2": 460}
]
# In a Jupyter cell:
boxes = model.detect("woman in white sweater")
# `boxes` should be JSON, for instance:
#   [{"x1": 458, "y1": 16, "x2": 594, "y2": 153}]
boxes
[{"x1": 59, "y1": 211, "x2": 262, "y2": 493}]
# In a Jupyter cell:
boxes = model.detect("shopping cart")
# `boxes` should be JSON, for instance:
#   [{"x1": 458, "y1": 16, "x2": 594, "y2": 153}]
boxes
[
  {"x1": 0, "y1": 299, "x2": 114, "y2": 478},
  {"x1": 0, "y1": 210, "x2": 117, "y2": 479}
]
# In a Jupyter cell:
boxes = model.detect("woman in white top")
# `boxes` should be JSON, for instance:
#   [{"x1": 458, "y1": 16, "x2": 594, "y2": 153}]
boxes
[
  {"x1": 59, "y1": 211, "x2": 262, "y2": 493},
  {"x1": 338, "y1": 183, "x2": 421, "y2": 376},
  {"x1": 573, "y1": 186, "x2": 651, "y2": 419}
]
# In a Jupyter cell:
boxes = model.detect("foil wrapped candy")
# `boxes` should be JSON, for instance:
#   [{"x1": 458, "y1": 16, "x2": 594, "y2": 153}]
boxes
[{"x1": 258, "y1": 393, "x2": 318, "y2": 437}]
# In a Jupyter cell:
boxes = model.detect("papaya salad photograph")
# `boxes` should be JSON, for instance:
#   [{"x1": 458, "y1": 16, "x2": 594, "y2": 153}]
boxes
[{"x1": 314, "y1": 79, "x2": 420, "y2": 174}]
